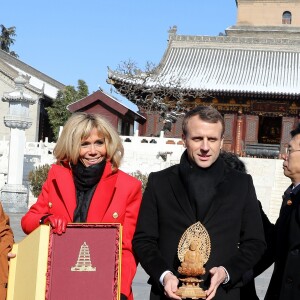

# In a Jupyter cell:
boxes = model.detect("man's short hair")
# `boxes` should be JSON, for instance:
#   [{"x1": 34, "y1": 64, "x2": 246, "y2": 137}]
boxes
[
  {"x1": 182, "y1": 105, "x2": 225, "y2": 136},
  {"x1": 290, "y1": 123, "x2": 300, "y2": 137}
]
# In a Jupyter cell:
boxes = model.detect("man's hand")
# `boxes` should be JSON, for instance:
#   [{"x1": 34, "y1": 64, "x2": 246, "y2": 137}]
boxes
[
  {"x1": 163, "y1": 272, "x2": 181, "y2": 299},
  {"x1": 206, "y1": 266, "x2": 226, "y2": 300},
  {"x1": 44, "y1": 215, "x2": 68, "y2": 235}
]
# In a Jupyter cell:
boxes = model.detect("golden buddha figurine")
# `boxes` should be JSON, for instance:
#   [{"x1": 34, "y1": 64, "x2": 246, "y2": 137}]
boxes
[
  {"x1": 176, "y1": 222, "x2": 211, "y2": 299},
  {"x1": 178, "y1": 240, "x2": 205, "y2": 276}
]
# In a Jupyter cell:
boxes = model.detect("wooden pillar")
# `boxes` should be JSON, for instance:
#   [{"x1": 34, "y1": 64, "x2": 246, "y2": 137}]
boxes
[{"x1": 235, "y1": 109, "x2": 243, "y2": 155}]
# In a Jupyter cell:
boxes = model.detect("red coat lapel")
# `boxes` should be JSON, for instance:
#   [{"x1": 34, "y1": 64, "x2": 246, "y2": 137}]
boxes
[{"x1": 52, "y1": 164, "x2": 77, "y2": 221}]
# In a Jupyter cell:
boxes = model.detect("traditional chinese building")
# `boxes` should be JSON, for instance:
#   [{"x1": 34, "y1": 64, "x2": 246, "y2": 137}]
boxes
[
  {"x1": 108, "y1": 0, "x2": 300, "y2": 157},
  {"x1": 67, "y1": 89, "x2": 146, "y2": 136}
]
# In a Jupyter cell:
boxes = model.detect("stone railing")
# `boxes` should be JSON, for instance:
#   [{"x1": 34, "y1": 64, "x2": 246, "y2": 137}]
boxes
[{"x1": 0, "y1": 131, "x2": 185, "y2": 192}]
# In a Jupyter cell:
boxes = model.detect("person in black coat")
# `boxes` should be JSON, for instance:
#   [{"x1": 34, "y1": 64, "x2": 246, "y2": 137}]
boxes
[
  {"x1": 219, "y1": 151, "x2": 274, "y2": 300},
  {"x1": 261, "y1": 123, "x2": 300, "y2": 300},
  {"x1": 133, "y1": 106, "x2": 266, "y2": 300}
]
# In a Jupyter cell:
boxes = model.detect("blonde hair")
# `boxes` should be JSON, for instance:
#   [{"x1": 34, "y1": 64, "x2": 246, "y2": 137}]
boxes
[{"x1": 53, "y1": 112, "x2": 124, "y2": 171}]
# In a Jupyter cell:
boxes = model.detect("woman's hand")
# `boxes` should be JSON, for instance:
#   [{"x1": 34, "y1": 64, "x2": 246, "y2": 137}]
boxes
[
  {"x1": 7, "y1": 252, "x2": 16, "y2": 259},
  {"x1": 43, "y1": 215, "x2": 68, "y2": 234}
]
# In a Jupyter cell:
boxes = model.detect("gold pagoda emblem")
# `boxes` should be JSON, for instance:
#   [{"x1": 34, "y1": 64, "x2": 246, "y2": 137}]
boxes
[{"x1": 71, "y1": 242, "x2": 96, "y2": 272}]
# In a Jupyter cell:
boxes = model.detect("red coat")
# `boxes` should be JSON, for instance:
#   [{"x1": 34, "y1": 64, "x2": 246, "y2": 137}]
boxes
[{"x1": 21, "y1": 162, "x2": 142, "y2": 299}]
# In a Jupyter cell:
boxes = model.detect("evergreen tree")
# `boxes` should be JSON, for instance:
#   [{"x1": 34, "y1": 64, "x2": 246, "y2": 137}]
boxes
[
  {"x1": 77, "y1": 79, "x2": 89, "y2": 99},
  {"x1": 47, "y1": 80, "x2": 89, "y2": 140},
  {"x1": 0, "y1": 24, "x2": 18, "y2": 57}
]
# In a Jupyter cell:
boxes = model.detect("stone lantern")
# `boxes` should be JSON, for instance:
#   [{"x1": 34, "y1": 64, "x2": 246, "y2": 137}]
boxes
[{"x1": 1, "y1": 74, "x2": 38, "y2": 213}]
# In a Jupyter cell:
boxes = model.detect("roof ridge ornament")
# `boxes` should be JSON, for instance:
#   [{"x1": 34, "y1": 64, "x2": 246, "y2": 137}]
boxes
[
  {"x1": 168, "y1": 25, "x2": 177, "y2": 41},
  {"x1": 14, "y1": 73, "x2": 29, "y2": 90}
]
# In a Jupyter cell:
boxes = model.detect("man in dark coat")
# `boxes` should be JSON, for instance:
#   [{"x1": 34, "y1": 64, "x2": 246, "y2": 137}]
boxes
[
  {"x1": 219, "y1": 151, "x2": 274, "y2": 300},
  {"x1": 263, "y1": 124, "x2": 300, "y2": 300},
  {"x1": 133, "y1": 106, "x2": 266, "y2": 300}
]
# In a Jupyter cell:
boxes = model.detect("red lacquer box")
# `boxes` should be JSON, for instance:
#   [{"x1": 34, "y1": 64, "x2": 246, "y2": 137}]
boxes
[{"x1": 7, "y1": 223, "x2": 122, "y2": 300}]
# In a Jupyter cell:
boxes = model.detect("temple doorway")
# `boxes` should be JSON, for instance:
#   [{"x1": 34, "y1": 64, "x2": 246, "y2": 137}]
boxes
[{"x1": 258, "y1": 116, "x2": 281, "y2": 144}]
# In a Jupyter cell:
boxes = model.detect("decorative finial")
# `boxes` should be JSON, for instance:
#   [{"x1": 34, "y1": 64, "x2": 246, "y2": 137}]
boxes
[{"x1": 168, "y1": 25, "x2": 177, "y2": 37}]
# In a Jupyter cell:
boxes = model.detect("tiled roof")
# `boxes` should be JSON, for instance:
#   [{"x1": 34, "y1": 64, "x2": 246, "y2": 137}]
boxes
[
  {"x1": 67, "y1": 89, "x2": 146, "y2": 124},
  {"x1": 0, "y1": 49, "x2": 64, "y2": 99},
  {"x1": 109, "y1": 34, "x2": 300, "y2": 97}
]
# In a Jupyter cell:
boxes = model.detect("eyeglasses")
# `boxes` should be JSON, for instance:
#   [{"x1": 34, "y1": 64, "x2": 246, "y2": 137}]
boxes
[{"x1": 286, "y1": 148, "x2": 300, "y2": 155}]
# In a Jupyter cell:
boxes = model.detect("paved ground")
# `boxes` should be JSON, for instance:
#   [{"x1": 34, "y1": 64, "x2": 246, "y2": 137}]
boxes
[{"x1": 10, "y1": 212, "x2": 272, "y2": 300}]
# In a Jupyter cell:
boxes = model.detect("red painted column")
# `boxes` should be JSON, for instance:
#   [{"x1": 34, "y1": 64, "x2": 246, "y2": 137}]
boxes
[{"x1": 235, "y1": 109, "x2": 243, "y2": 155}]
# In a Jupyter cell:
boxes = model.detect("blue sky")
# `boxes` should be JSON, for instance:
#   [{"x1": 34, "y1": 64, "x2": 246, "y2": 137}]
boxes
[{"x1": 2, "y1": 1, "x2": 237, "y2": 109}]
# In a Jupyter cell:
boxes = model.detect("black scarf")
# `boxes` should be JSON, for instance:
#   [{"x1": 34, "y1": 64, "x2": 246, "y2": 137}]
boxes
[
  {"x1": 71, "y1": 159, "x2": 106, "y2": 222},
  {"x1": 179, "y1": 150, "x2": 225, "y2": 222}
]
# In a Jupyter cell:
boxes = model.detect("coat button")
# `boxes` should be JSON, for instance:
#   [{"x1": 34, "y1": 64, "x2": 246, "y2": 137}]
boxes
[
  {"x1": 112, "y1": 212, "x2": 118, "y2": 219},
  {"x1": 48, "y1": 202, "x2": 52, "y2": 208}
]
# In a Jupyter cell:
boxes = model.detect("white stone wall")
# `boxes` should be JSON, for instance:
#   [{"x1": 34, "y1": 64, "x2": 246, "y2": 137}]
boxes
[
  {"x1": 120, "y1": 134, "x2": 185, "y2": 174},
  {"x1": 0, "y1": 133, "x2": 290, "y2": 223},
  {"x1": 0, "y1": 138, "x2": 56, "y2": 203},
  {"x1": 241, "y1": 157, "x2": 290, "y2": 224},
  {"x1": 0, "y1": 77, "x2": 12, "y2": 140}
]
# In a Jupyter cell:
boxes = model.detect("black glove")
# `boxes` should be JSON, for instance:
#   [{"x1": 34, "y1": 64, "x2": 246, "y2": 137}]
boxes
[{"x1": 120, "y1": 294, "x2": 127, "y2": 300}]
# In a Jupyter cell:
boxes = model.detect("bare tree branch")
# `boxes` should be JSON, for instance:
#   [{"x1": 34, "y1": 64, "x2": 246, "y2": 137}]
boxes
[{"x1": 108, "y1": 59, "x2": 208, "y2": 133}]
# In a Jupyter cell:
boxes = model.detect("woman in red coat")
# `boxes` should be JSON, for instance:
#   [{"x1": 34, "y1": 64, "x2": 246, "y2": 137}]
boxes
[{"x1": 21, "y1": 112, "x2": 142, "y2": 300}]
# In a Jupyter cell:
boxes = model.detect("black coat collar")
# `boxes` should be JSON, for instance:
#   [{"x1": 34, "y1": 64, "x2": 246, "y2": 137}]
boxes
[{"x1": 168, "y1": 161, "x2": 230, "y2": 225}]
